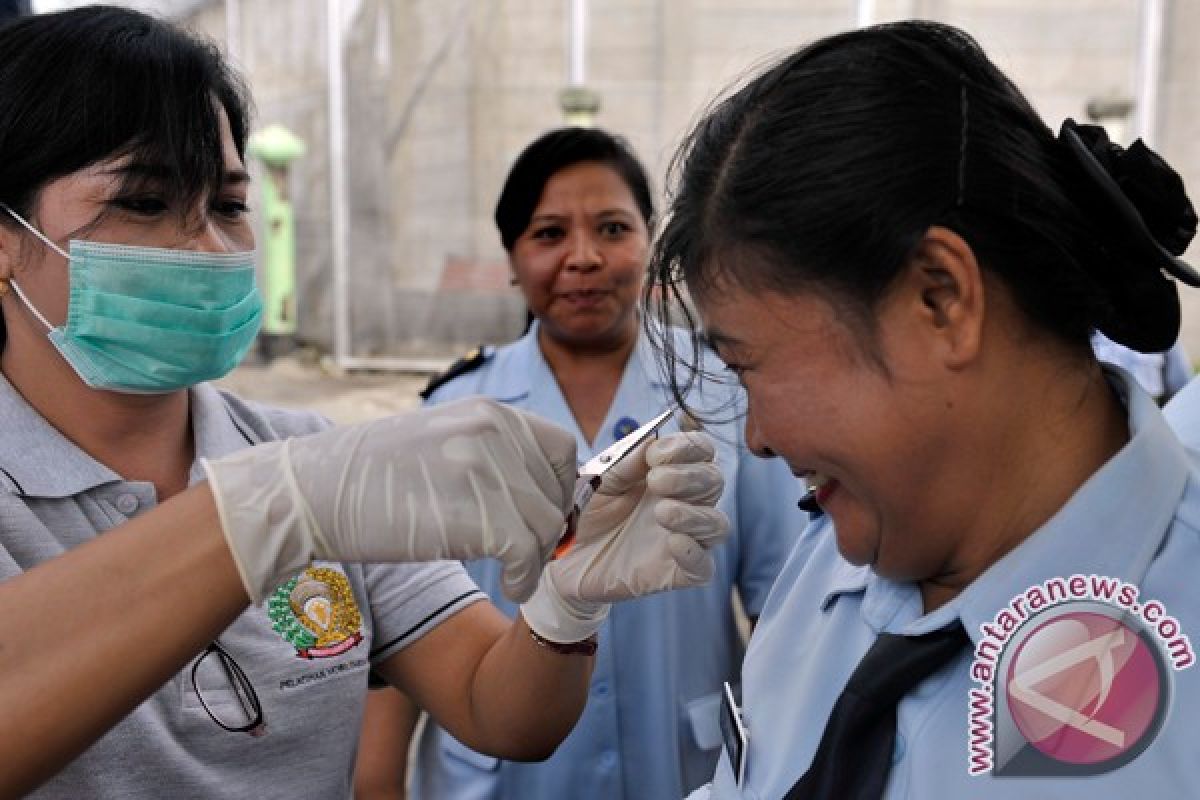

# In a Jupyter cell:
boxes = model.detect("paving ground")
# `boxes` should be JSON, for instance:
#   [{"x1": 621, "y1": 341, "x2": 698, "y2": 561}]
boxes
[{"x1": 215, "y1": 348, "x2": 435, "y2": 424}]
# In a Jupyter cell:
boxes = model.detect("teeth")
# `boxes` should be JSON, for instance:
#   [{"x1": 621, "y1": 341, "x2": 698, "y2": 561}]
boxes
[{"x1": 806, "y1": 472, "x2": 831, "y2": 493}]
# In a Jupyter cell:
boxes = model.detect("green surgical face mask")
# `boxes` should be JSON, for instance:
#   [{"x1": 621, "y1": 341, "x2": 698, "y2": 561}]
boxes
[{"x1": 2, "y1": 205, "x2": 263, "y2": 394}]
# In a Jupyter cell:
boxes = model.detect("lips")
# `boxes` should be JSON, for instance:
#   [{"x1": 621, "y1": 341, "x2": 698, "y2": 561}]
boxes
[
  {"x1": 797, "y1": 470, "x2": 839, "y2": 510},
  {"x1": 558, "y1": 288, "x2": 611, "y2": 300},
  {"x1": 814, "y1": 478, "x2": 839, "y2": 506}
]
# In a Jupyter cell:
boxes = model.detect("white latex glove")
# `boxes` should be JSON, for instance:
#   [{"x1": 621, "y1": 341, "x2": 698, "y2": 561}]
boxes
[
  {"x1": 202, "y1": 397, "x2": 577, "y2": 604},
  {"x1": 521, "y1": 431, "x2": 729, "y2": 643}
]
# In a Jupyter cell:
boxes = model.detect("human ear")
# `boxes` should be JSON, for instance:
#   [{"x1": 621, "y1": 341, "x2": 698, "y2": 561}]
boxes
[
  {"x1": 0, "y1": 222, "x2": 18, "y2": 288},
  {"x1": 904, "y1": 225, "x2": 985, "y2": 370}
]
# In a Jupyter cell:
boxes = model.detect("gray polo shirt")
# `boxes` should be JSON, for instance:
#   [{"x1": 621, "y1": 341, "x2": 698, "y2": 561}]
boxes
[{"x1": 0, "y1": 375, "x2": 484, "y2": 799}]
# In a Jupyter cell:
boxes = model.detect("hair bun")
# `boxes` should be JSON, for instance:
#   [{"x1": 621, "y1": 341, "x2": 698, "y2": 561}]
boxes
[
  {"x1": 1058, "y1": 119, "x2": 1200, "y2": 351},
  {"x1": 1064, "y1": 120, "x2": 1198, "y2": 257}
]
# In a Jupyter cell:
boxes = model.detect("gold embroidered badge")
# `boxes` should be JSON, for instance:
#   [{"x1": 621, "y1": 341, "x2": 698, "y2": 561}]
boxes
[{"x1": 268, "y1": 566, "x2": 364, "y2": 659}]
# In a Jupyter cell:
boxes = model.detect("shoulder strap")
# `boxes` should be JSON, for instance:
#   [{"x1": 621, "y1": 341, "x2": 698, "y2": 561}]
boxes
[{"x1": 419, "y1": 345, "x2": 492, "y2": 400}]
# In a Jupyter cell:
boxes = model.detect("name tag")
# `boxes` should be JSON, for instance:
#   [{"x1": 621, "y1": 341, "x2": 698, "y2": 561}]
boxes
[{"x1": 720, "y1": 681, "x2": 748, "y2": 788}]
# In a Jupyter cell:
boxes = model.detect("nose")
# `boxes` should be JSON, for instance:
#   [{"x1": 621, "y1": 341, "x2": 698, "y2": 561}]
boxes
[
  {"x1": 181, "y1": 217, "x2": 238, "y2": 253},
  {"x1": 744, "y1": 406, "x2": 776, "y2": 459},
  {"x1": 564, "y1": 229, "x2": 601, "y2": 273}
]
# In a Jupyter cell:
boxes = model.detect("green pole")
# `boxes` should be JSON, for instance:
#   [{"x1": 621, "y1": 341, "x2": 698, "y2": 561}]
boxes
[
  {"x1": 247, "y1": 125, "x2": 306, "y2": 358},
  {"x1": 259, "y1": 167, "x2": 297, "y2": 337}
]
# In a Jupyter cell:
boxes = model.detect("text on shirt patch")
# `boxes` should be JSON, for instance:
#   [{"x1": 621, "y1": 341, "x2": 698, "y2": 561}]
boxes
[{"x1": 279, "y1": 657, "x2": 368, "y2": 691}]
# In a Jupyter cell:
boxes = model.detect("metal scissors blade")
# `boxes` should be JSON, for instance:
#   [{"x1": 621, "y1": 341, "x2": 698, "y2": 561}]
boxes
[
  {"x1": 579, "y1": 407, "x2": 677, "y2": 481},
  {"x1": 553, "y1": 407, "x2": 677, "y2": 559}
]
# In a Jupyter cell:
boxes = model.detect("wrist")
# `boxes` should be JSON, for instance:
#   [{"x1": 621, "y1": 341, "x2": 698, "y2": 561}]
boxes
[
  {"x1": 201, "y1": 442, "x2": 318, "y2": 604},
  {"x1": 520, "y1": 571, "x2": 609, "y2": 644},
  {"x1": 527, "y1": 626, "x2": 598, "y2": 656}
]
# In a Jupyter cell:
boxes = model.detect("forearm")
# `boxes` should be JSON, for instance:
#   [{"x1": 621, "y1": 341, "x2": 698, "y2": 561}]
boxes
[
  {"x1": 381, "y1": 603, "x2": 593, "y2": 764},
  {"x1": 354, "y1": 688, "x2": 422, "y2": 800},
  {"x1": 0, "y1": 484, "x2": 249, "y2": 797},
  {"x1": 464, "y1": 614, "x2": 593, "y2": 761}
]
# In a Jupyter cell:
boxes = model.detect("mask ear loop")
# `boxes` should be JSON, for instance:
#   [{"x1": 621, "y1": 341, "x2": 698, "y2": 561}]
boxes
[{"x1": 0, "y1": 203, "x2": 67, "y2": 332}]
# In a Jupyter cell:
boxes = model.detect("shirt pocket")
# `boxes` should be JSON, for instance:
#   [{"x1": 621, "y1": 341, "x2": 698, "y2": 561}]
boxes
[
  {"x1": 685, "y1": 691, "x2": 724, "y2": 751},
  {"x1": 707, "y1": 749, "x2": 760, "y2": 800},
  {"x1": 179, "y1": 652, "x2": 253, "y2": 729}
]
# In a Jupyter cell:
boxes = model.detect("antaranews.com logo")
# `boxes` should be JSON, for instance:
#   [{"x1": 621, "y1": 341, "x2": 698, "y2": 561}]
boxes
[{"x1": 967, "y1": 574, "x2": 1193, "y2": 777}]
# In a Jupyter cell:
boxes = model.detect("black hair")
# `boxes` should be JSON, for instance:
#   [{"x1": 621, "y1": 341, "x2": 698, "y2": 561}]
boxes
[
  {"x1": 494, "y1": 127, "x2": 654, "y2": 251},
  {"x1": 0, "y1": 5, "x2": 252, "y2": 222},
  {"x1": 648, "y1": 21, "x2": 1196, "y2": 408}
]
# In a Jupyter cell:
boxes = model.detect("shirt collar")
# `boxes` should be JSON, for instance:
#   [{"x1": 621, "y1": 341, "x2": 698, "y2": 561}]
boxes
[
  {"x1": 507, "y1": 316, "x2": 666, "y2": 395},
  {"x1": 0, "y1": 374, "x2": 253, "y2": 497},
  {"x1": 0, "y1": 371, "x2": 121, "y2": 497},
  {"x1": 186, "y1": 382, "x2": 258, "y2": 485},
  {"x1": 815, "y1": 369, "x2": 1191, "y2": 642},
  {"x1": 818, "y1": 543, "x2": 872, "y2": 611}
]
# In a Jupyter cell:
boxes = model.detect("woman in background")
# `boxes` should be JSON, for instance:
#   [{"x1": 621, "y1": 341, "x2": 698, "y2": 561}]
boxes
[{"x1": 355, "y1": 128, "x2": 803, "y2": 800}]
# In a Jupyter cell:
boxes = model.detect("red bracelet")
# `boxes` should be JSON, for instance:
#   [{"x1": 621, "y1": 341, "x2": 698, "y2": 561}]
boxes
[{"x1": 528, "y1": 628, "x2": 598, "y2": 656}]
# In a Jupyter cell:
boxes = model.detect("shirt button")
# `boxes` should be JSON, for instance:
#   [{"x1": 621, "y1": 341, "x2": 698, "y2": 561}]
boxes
[
  {"x1": 115, "y1": 493, "x2": 139, "y2": 515},
  {"x1": 599, "y1": 751, "x2": 617, "y2": 769},
  {"x1": 593, "y1": 682, "x2": 609, "y2": 696},
  {"x1": 892, "y1": 732, "x2": 906, "y2": 764}
]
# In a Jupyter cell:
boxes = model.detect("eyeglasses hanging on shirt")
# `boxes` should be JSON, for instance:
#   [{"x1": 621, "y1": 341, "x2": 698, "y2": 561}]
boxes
[{"x1": 190, "y1": 640, "x2": 266, "y2": 737}]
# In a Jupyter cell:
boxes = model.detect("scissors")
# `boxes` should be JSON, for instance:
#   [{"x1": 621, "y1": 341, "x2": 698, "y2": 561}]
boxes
[{"x1": 553, "y1": 407, "x2": 677, "y2": 560}]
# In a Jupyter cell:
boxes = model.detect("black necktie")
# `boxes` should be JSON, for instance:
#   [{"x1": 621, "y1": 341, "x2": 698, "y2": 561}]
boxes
[{"x1": 784, "y1": 622, "x2": 969, "y2": 800}]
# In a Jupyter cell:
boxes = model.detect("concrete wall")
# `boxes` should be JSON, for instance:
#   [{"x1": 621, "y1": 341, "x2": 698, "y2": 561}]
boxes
[{"x1": 179, "y1": 0, "x2": 1200, "y2": 359}]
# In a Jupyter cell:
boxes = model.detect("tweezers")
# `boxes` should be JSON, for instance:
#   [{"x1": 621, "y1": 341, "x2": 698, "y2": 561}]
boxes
[{"x1": 553, "y1": 407, "x2": 677, "y2": 559}]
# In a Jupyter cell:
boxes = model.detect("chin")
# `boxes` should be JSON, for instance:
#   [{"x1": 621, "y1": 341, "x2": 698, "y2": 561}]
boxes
[
  {"x1": 553, "y1": 321, "x2": 625, "y2": 346},
  {"x1": 833, "y1": 536, "x2": 878, "y2": 569}
]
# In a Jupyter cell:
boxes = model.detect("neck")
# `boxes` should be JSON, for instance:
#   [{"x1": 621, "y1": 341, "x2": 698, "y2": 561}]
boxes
[
  {"x1": 536, "y1": 320, "x2": 639, "y2": 445},
  {"x1": 1, "y1": 328, "x2": 194, "y2": 500},
  {"x1": 919, "y1": 355, "x2": 1128, "y2": 612},
  {"x1": 535, "y1": 319, "x2": 639, "y2": 375}
]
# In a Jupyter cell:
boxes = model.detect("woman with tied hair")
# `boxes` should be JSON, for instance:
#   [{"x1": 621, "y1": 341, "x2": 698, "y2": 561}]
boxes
[
  {"x1": 0, "y1": 7, "x2": 728, "y2": 798},
  {"x1": 648, "y1": 20, "x2": 1200, "y2": 800}
]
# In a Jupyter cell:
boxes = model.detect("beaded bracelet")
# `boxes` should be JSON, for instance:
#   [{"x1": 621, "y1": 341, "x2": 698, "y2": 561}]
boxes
[{"x1": 528, "y1": 628, "x2": 599, "y2": 656}]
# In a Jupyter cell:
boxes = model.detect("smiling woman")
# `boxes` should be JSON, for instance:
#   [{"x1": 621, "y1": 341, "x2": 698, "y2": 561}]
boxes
[{"x1": 649, "y1": 19, "x2": 1200, "y2": 800}]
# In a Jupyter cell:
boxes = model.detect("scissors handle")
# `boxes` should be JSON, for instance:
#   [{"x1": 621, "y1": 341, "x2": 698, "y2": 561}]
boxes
[
  {"x1": 553, "y1": 475, "x2": 600, "y2": 559},
  {"x1": 551, "y1": 406, "x2": 675, "y2": 561}
]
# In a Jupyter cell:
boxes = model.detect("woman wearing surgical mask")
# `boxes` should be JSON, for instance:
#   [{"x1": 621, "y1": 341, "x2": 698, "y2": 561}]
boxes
[{"x1": 0, "y1": 9, "x2": 728, "y2": 798}]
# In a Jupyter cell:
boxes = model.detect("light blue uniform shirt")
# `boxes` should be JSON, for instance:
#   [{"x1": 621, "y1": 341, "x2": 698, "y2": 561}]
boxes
[
  {"x1": 693, "y1": 370, "x2": 1200, "y2": 798},
  {"x1": 412, "y1": 323, "x2": 805, "y2": 800},
  {"x1": 1093, "y1": 332, "x2": 1192, "y2": 402},
  {"x1": 1164, "y1": 374, "x2": 1200, "y2": 447}
]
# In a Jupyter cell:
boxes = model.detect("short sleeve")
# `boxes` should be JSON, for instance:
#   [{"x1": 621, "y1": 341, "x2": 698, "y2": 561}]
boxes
[{"x1": 362, "y1": 560, "x2": 486, "y2": 665}]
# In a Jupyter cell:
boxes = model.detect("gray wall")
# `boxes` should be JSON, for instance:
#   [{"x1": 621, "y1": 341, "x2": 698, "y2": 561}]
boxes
[{"x1": 181, "y1": 0, "x2": 1200, "y2": 359}]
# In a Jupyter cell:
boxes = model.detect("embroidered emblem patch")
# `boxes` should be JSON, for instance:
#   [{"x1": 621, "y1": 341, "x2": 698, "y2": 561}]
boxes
[{"x1": 268, "y1": 566, "x2": 364, "y2": 659}]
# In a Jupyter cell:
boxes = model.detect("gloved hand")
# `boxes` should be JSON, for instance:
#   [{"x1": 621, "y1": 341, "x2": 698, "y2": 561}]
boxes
[
  {"x1": 521, "y1": 431, "x2": 729, "y2": 644},
  {"x1": 201, "y1": 397, "x2": 577, "y2": 604}
]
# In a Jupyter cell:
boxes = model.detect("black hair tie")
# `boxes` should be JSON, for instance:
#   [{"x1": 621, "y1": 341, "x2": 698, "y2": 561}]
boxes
[{"x1": 1058, "y1": 119, "x2": 1200, "y2": 352}]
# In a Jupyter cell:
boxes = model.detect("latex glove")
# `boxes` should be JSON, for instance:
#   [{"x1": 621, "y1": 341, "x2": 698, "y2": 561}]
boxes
[
  {"x1": 521, "y1": 431, "x2": 729, "y2": 643},
  {"x1": 202, "y1": 397, "x2": 577, "y2": 604}
]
